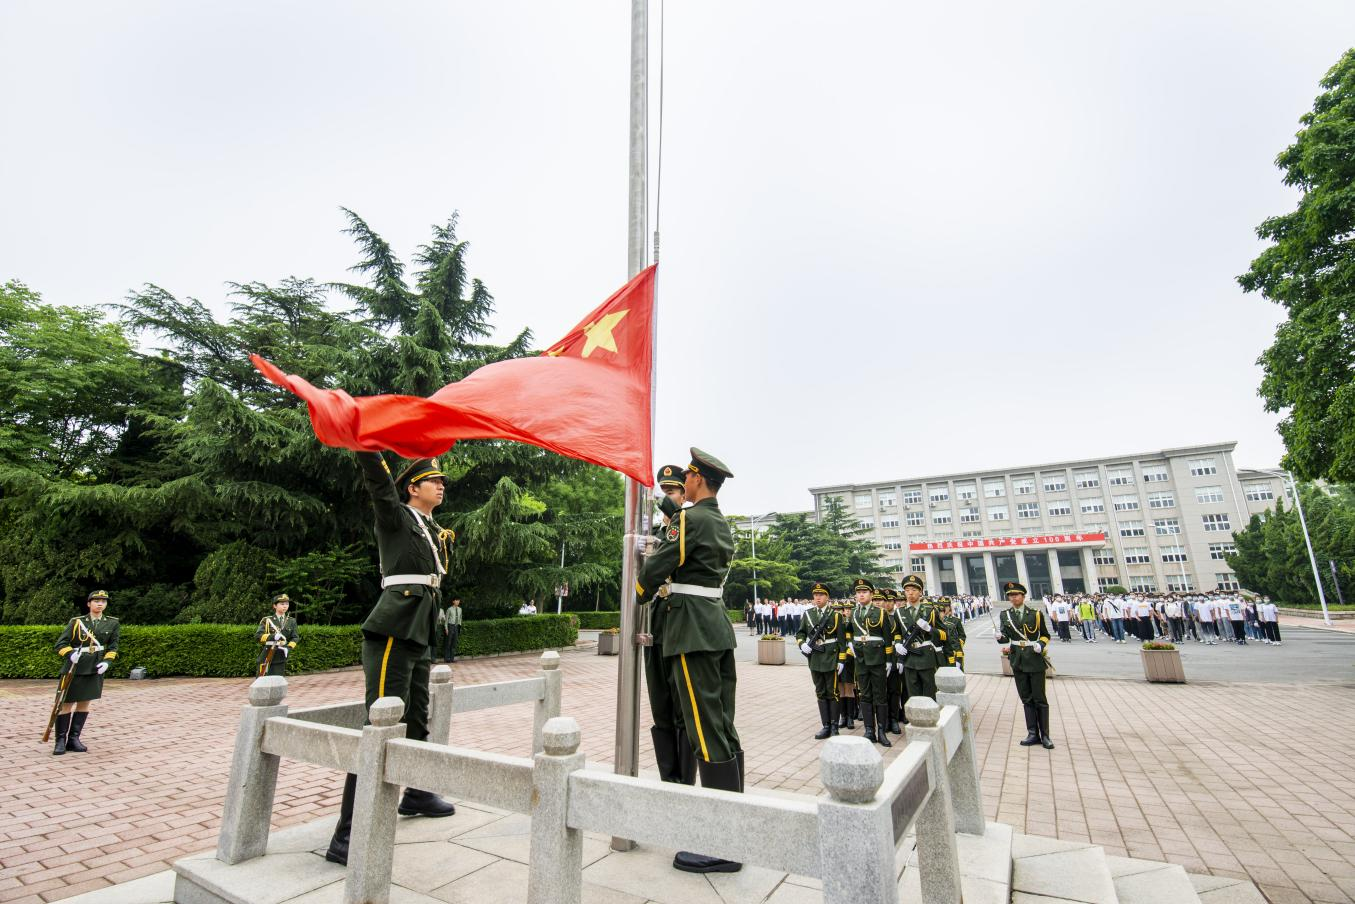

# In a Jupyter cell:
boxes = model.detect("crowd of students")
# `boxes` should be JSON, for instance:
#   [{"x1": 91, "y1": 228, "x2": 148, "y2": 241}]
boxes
[
  {"x1": 1041, "y1": 591, "x2": 1283, "y2": 646},
  {"x1": 746, "y1": 594, "x2": 992, "y2": 635}
]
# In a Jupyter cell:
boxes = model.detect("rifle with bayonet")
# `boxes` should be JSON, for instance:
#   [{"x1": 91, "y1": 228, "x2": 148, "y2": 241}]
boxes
[{"x1": 800, "y1": 605, "x2": 839, "y2": 658}]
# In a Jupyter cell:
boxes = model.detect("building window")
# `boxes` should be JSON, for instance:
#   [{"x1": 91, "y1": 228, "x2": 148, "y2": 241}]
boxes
[
  {"x1": 1129, "y1": 576, "x2": 1158, "y2": 592},
  {"x1": 903, "y1": 489, "x2": 922, "y2": 505},
  {"x1": 854, "y1": 493, "x2": 872, "y2": 508},
  {"x1": 878, "y1": 492, "x2": 896, "y2": 508},
  {"x1": 1141, "y1": 464, "x2": 1169, "y2": 483},
  {"x1": 1123, "y1": 547, "x2": 1151, "y2": 564},
  {"x1": 1216, "y1": 572, "x2": 1240, "y2": 591},
  {"x1": 959, "y1": 507, "x2": 980, "y2": 523},
  {"x1": 984, "y1": 480, "x2": 1007, "y2": 498},
  {"x1": 961, "y1": 530, "x2": 983, "y2": 537},
  {"x1": 1074, "y1": 471, "x2": 1100, "y2": 489},
  {"x1": 1047, "y1": 500, "x2": 1072, "y2": 516},
  {"x1": 929, "y1": 487, "x2": 949, "y2": 503},
  {"x1": 955, "y1": 483, "x2": 977, "y2": 501},
  {"x1": 1147, "y1": 491, "x2": 1175, "y2": 509},
  {"x1": 932, "y1": 510, "x2": 952, "y2": 525},
  {"x1": 1209, "y1": 542, "x2": 1237, "y2": 560},
  {"x1": 1017, "y1": 502, "x2": 1040, "y2": 519},
  {"x1": 1042, "y1": 473, "x2": 1067, "y2": 492},
  {"x1": 1080, "y1": 498, "x2": 1106, "y2": 514},
  {"x1": 881, "y1": 517, "x2": 900, "y2": 529},
  {"x1": 1153, "y1": 518, "x2": 1181, "y2": 536},
  {"x1": 1202, "y1": 513, "x2": 1231, "y2": 532},
  {"x1": 1160, "y1": 545, "x2": 1188, "y2": 563},
  {"x1": 1097, "y1": 576, "x2": 1123, "y2": 590},
  {"x1": 859, "y1": 519, "x2": 874, "y2": 529},
  {"x1": 988, "y1": 505, "x2": 1008, "y2": 521},
  {"x1": 1012, "y1": 477, "x2": 1035, "y2": 496},
  {"x1": 1093, "y1": 549, "x2": 1116, "y2": 565},
  {"x1": 1195, "y1": 486, "x2": 1225, "y2": 504},
  {"x1": 1112, "y1": 494, "x2": 1140, "y2": 511},
  {"x1": 1119, "y1": 521, "x2": 1145, "y2": 537},
  {"x1": 906, "y1": 511, "x2": 924, "y2": 526},
  {"x1": 1107, "y1": 467, "x2": 1134, "y2": 486},
  {"x1": 883, "y1": 540, "x2": 903, "y2": 550},
  {"x1": 1244, "y1": 482, "x2": 1275, "y2": 502},
  {"x1": 1166, "y1": 576, "x2": 1194, "y2": 592},
  {"x1": 1189, "y1": 458, "x2": 1218, "y2": 476},
  {"x1": 911, "y1": 557, "x2": 926, "y2": 571}
]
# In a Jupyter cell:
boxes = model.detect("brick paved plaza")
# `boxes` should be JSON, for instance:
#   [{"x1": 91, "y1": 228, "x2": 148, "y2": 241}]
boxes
[{"x1": 2, "y1": 641, "x2": 1354, "y2": 904}]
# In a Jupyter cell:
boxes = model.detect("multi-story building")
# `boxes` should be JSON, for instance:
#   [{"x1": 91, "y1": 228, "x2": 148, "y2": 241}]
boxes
[{"x1": 809, "y1": 441, "x2": 1284, "y2": 598}]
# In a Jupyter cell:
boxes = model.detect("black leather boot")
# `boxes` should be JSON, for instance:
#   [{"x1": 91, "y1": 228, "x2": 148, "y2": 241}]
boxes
[
  {"x1": 814, "y1": 700, "x2": 832, "y2": 740},
  {"x1": 844, "y1": 698, "x2": 856, "y2": 730},
  {"x1": 651, "y1": 726, "x2": 683, "y2": 782},
  {"x1": 52, "y1": 713, "x2": 70, "y2": 756},
  {"x1": 861, "y1": 702, "x2": 877, "y2": 742},
  {"x1": 398, "y1": 788, "x2": 456, "y2": 817},
  {"x1": 677, "y1": 728, "x2": 697, "y2": 785},
  {"x1": 66, "y1": 712, "x2": 88, "y2": 753},
  {"x1": 673, "y1": 757, "x2": 743, "y2": 873},
  {"x1": 828, "y1": 700, "x2": 840, "y2": 735},
  {"x1": 887, "y1": 699, "x2": 901, "y2": 735},
  {"x1": 1038, "y1": 705, "x2": 1055, "y2": 749},
  {"x1": 874, "y1": 706, "x2": 892, "y2": 748},
  {"x1": 325, "y1": 774, "x2": 357, "y2": 864},
  {"x1": 1019, "y1": 704, "x2": 1041, "y2": 746}
]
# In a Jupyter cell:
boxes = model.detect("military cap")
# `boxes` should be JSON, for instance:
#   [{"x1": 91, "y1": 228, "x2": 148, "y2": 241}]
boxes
[
  {"x1": 811, "y1": 582, "x2": 831, "y2": 596},
  {"x1": 273, "y1": 594, "x2": 292, "y2": 605},
  {"x1": 656, "y1": 464, "x2": 687, "y2": 490},
  {"x1": 871, "y1": 588, "x2": 885, "y2": 602},
  {"x1": 686, "y1": 447, "x2": 734, "y2": 480},
  {"x1": 852, "y1": 578, "x2": 874, "y2": 593},
  {"x1": 938, "y1": 596, "x2": 952, "y2": 606},
  {"x1": 1004, "y1": 581, "x2": 1027, "y2": 597},
  {"x1": 395, "y1": 457, "x2": 449, "y2": 498},
  {"x1": 87, "y1": 590, "x2": 109, "y2": 601},
  {"x1": 885, "y1": 588, "x2": 899, "y2": 601},
  {"x1": 901, "y1": 574, "x2": 925, "y2": 592}
]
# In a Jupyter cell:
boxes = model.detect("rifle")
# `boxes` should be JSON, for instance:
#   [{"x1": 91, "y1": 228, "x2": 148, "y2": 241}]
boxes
[
  {"x1": 893, "y1": 613, "x2": 931, "y2": 666},
  {"x1": 258, "y1": 617, "x2": 284, "y2": 677},
  {"x1": 42, "y1": 668, "x2": 75, "y2": 742},
  {"x1": 800, "y1": 606, "x2": 838, "y2": 658}
]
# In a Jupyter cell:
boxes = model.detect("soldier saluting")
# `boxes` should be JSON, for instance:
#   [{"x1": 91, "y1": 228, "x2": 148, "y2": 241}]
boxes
[
  {"x1": 796, "y1": 582, "x2": 847, "y2": 739},
  {"x1": 326, "y1": 454, "x2": 458, "y2": 866},
  {"x1": 256, "y1": 594, "x2": 298, "y2": 677},
  {"x1": 994, "y1": 581, "x2": 1054, "y2": 749},
  {"x1": 49, "y1": 590, "x2": 120, "y2": 755}
]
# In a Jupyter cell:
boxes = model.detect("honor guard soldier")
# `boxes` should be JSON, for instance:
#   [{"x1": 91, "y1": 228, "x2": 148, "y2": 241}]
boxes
[
  {"x1": 50, "y1": 591, "x2": 120, "y2": 755},
  {"x1": 847, "y1": 579, "x2": 892, "y2": 748},
  {"x1": 995, "y1": 581, "x2": 1054, "y2": 749},
  {"x1": 256, "y1": 594, "x2": 298, "y2": 677},
  {"x1": 895, "y1": 574, "x2": 946, "y2": 701},
  {"x1": 796, "y1": 582, "x2": 847, "y2": 739},
  {"x1": 880, "y1": 589, "x2": 904, "y2": 735},
  {"x1": 636, "y1": 448, "x2": 742, "y2": 874},
  {"x1": 938, "y1": 598, "x2": 966, "y2": 670},
  {"x1": 832, "y1": 595, "x2": 858, "y2": 730},
  {"x1": 327, "y1": 455, "x2": 458, "y2": 866}
]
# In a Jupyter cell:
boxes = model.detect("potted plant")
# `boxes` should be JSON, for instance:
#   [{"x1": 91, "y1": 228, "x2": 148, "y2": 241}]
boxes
[
  {"x1": 757, "y1": 633, "x2": 786, "y2": 665},
  {"x1": 597, "y1": 627, "x2": 621, "y2": 656},
  {"x1": 1140, "y1": 640, "x2": 1185, "y2": 683}
]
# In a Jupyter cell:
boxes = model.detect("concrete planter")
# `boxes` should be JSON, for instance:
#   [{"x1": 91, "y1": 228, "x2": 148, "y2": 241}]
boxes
[
  {"x1": 757, "y1": 637, "x2": 786, "y2": 665},
  {"x1": 596, "y1": 632, "x2": 620, "y2": 656},
  {"x1": 1140, "y1": 648, "x2": 1185, "y2": 683},
  {"x1": 1000, "y1": 654, "x2": 1013, "y2": 677}
]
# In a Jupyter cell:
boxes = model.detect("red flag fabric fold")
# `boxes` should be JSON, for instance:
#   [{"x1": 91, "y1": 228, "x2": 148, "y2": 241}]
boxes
[{"x1": 253, "y1": 265, "x2": 655, "y2": 485}]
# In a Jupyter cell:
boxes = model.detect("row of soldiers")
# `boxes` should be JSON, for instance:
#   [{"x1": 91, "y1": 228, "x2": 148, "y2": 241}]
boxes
[{"x1": 793, "y1": 575, "x2": 967, "y2": 746}]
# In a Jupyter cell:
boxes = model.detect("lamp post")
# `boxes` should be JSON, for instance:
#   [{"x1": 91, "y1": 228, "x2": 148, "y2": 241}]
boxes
[
  {"x1": 1260, "y1": 469, "x2": 1331, "y2": 626},
  {"x1": 744, "y1": 512, "x2": 778, "y2": 607}
]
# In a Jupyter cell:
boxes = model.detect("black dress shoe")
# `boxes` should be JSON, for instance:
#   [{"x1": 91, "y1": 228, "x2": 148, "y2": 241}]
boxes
[
  {"x1": 398, "y1": 788, "x2": 456, "y2": 817},
  {"x1": 673, "y1": 851, "x2": 743, "y2": 873}
]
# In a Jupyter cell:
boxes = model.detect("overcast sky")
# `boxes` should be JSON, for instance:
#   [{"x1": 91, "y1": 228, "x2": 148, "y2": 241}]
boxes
[{"x1": 3, "y1": 2, "x2": 1351, "y2": 516}]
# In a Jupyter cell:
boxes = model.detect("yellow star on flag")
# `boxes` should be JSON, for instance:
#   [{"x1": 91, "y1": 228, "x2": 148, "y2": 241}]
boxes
[{"x1": 579, "y1": 309, "x2": 629, "y2": 358}]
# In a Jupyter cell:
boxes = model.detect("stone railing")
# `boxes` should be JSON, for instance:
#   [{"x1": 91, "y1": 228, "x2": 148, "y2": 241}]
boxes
[{"x1": 211, "y1": 662, "x2": 984, "y2": 904}]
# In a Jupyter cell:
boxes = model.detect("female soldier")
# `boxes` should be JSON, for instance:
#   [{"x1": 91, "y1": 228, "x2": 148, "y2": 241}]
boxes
[{"x1": 52, "y1": 590, "x2": 120, "y2": 755}]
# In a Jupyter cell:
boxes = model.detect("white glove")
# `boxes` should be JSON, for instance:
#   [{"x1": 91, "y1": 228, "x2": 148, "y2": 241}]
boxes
[
  {"x1": 847, "y1": 643, "x2": 856, "y2": 658},
  {"x1": 635, "y1": 535, "x2": 654, "y2": 555},
  {"x1": 799, "y1": 642, "x2": 813, "y2": 655},
  {"x1": 916, "y1": 618, "x2": 931, "y2": 632},
  {"x1": 69, "y1": 651, "x2": 81, "y2": 663},
  {"x1": 1032, "y1": 642, "x2": 1043, "y2": 654},
  {"x1": 96, "y1": 661, "x2": 109, "y2": 675},
  {"x1": 885, "y1": 662, "x2": 894, "y2": 675},
  {"x1": 281, "y1": 647, "x2": 289, "y2": 658},
  {"x1": 273, "y1": 632, "x2": 286, "y2": 643},
  {"x1": 837, "y1": 662, "x2": 844, "y2": 675}
]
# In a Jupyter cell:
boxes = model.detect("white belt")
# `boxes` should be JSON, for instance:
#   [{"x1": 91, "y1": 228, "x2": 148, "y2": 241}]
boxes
[
  {"x1": 857, "y1": 637, "x2": 884, "y2": 644},
  {"x1": 818, "y1": 639, "x2": 838, "y2": 646},
  {"x1": 1010, "y1": 640, "x2": 1036, "y2": 647},
  {"x1": 265, "y1": 640, "x2": 289, "y2": 647},
  {"x1": 383, "y1": 574, "x2": 442, "y2": 589},
  {"x1": 668, "y1": 583, "x2": 724, "y2": 599}
]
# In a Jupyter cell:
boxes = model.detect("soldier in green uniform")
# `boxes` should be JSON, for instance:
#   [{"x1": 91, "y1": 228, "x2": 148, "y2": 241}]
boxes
[
  {"x1": 939, "y1": 598, "x2": 966, "y2": 670},
  {"x1": 643, "y1": 464, "x2": 697, "y2": 787},
  {"x1": 847, "y1": 579, "x2": 892, "y2": 748},
  {"x1": 881, "y1": 588, "x2": 904, "y2": 735},
  {"x1": 796, "y1": 582, "x2": 847, "y2": 739},
  {"x1": 635, "y1": 448, "x2": 741, "y2": 873},
  {"x1": 51, "y1": 590, "x2": 120, "y2": 755},
  {"x1": 895, "y1": 574, "x2": 946, "y2": 702},
  {"x1": 326, "y1": 454, "x2": 458, "y2": 866},
  {"x1": 833, "y1": 594, "x2": 857, "y2": 730},
  {"x1": 994, "y1": 581, "x2": 1054, "y2": 749},
  {"x1": 256, "y1": 594, "x2": 299, "y2": 677}
]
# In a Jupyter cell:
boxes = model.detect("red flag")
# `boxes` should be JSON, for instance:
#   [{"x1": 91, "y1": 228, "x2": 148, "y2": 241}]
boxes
[{"x1": 252, "y1": 266, "x2": 656, "y2": 485}]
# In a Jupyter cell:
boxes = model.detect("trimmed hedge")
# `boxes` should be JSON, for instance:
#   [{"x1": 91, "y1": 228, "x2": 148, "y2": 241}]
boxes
[
  {"x1": 574, "y1": 610, "x2": 744, "y2": 630},
  {"x1": 0, "y1": 615, "x2": 579, "y2": 679}
]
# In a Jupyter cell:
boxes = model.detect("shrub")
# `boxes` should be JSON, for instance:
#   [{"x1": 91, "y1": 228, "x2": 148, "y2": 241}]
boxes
[
  {"x1": 0, "y1": 614, "x2": 578, "y2": 679},
  {"x1": 575, "y1": 609, "x2": 743, "y2": 630},
  {"x1": 1142, "y1": 640, "x2": 1176, "y2": 651},
  {"x1": 178, "y1": 541, "x2": 278, "y2": 624},
  {"x1": 1101, "y1": 584, "x2": 1129, "y2": 595}
]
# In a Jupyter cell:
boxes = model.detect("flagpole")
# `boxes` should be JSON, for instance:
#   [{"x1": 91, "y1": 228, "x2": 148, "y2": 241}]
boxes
[{"x1": 611, "y1": 0, "x2": 649, "y2": 853}]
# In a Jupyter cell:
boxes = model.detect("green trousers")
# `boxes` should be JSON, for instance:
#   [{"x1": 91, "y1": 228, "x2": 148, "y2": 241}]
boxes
[
  {"x1": 811, "y1": 668, "x2": 839, "y2": 702},
  {"x1": 670, "y1": 650, "x2": 740, "y2": 763},
  {"x1": 362, "y1": 631, "x2": 431, "y2": 742},
  {"x1": 1013, "y1": 669, "x2": 1048, "y2": 707},
  {"x1": 904, "y1": 666, "x2": 937, "y2": 701},
  {"x1": 856, "y1": 662, "x2": 886, "y2": 704},
  {"x1": 644, "y1": 645, "x2": 683, "y2": 731}
]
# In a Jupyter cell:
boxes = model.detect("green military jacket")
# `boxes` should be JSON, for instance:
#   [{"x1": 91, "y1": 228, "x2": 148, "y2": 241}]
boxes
[
  {"x1": 356, "y1": 452, "x2": 450, "y2": 647},
  {"x1": 796, "y1": 604, "x2": 848, "y2": 672},
  {"x1": 636, "y1": 497, "x2": 736, "y2": 657},
  {"x1": 941, "y1": 615, "x2": 965, "y2": 665},
  {"x1": 256, "y1": 615, "x2": 298, "y2": 666},
  {"x1": 997, "y1": 604, "x2": 1050, "y2": 673},
  {"x1": 55, "y1": 615, "x2": 120, "y2": 676},
  {"x1": 848, "y1": 604, "x2": 893, "y2": 668},
  {"x1": 894, "y1": 602, "x2": 946, "y2": 671}
]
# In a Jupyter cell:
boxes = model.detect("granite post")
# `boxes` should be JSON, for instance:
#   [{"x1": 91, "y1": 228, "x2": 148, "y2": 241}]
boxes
[
  {"x1": 216, "y1": 676, "x2": 287, "y2": 864},
  {"x1": 428, "y1": 665, "x2": 453, "y2": 746},
  {"x1": 905, "y1": 698, "x2": 962, "y2": 904},
  {"x1": 533, "y1": 651, "x2": 562, "y2": 756},
  {"x1": 527, "y1": 716, "x2": 585, "y2": 904},
  {"x1": 817, "y1": 737, "x2": 897, "y2": 904},
  {"x1": 934, "y1": 667, "x2": 985, "y2": 835},
  {"x1": 343, "y1": 697, "x2": 407, "y2": 904}
]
